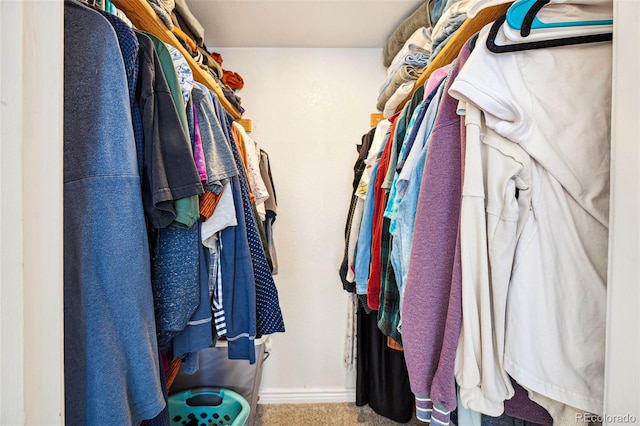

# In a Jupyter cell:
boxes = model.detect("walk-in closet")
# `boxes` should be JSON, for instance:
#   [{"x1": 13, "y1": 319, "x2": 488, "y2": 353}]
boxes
[{"x1": 0, "y1": 0, "x2": 638, "y2": 425}]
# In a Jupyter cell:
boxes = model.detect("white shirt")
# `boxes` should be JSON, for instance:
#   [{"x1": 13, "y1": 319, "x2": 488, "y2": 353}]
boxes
[
  {"x1": 201, "y1": 184, "x2": 237, "y2": 249},
  {"x1": 450, "y1": 24, "x2": 611, "y2": 417},
  {"x1": 455, "y1": 102, "x2": 528, "y2": 415},
  {"x1": 356, "y1": 119, "x2": 391, "y2": 199},
  {"x1": 232, "y1": 122, "x2": 269, "y2": 220}
]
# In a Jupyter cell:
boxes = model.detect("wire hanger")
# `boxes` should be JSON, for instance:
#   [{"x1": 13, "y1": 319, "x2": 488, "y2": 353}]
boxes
[{"x1": 486, "y1": 0, "x2": 612, "y2": 53}]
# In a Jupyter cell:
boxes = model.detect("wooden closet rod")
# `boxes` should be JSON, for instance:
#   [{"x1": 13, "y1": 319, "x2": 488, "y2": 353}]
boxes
[
  {"x1": 237, "y1": 118, "x2": 253, "y2": 132},
  {"x1": 395, "y1": 2, "x2": 513, "y2": 113},
  {"x1": 110, "y1": 0, "x2": 243, "y2": 120}
]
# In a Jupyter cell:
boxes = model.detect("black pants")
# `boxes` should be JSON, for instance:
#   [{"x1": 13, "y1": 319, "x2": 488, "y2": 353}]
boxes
[{"x1": 356, "y1": 304, "x2": 414, "y2": 423}]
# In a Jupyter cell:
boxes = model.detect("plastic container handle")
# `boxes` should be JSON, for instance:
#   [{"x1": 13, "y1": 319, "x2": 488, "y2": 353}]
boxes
[{"x1": 176, "y1": 387, "x2": 226, "y2": 407}]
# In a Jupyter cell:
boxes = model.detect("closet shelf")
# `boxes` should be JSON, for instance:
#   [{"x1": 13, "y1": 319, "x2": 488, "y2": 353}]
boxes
[
  {"x1": 395, "y1": 2, "x2": 513, "y2": 113},
  {"x1": 110, "y1": 0, "x2": 243, "y2": 120}
]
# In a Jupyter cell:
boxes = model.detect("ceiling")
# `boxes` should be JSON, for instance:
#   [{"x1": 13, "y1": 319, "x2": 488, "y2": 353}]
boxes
[{"x1": 185, "y1": 0, "x2": 426, "y2": 48}]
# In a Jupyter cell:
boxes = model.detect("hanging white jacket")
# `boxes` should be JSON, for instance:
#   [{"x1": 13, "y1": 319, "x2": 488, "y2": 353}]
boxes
[
  {"x1": 449, "y1": 22, "x2": 611, "y2": 419},
  {"x1": 455, "y1": 101, "x2": 530, "y2": 415}
]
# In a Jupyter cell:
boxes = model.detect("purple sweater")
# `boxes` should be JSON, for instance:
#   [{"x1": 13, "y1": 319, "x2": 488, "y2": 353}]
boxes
[
  {"x1": 402, "y1": 38, "x2": 553, "y2": 425},
  {"x1": 401, "y1": 41, "x2": 472, "y2": 425}
]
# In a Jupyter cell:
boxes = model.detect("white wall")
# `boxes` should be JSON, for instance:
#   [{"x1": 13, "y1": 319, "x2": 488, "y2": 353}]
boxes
[
  {"x1": 216, "y1": 47, "x2": 386, "y2": 402},
  {"x1": 603, "y1": 0, "x2": 640, "y2": 421},
  {"x1": 0, "y1": 1, "x2": 64, "y2": 424}
]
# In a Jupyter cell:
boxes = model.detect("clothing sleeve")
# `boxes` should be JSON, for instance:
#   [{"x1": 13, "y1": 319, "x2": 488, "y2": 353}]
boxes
[
  {"x1": 137, "y1": 43, "x2": 203, "y2": 229},
  {"x1": 194, "y1": 86, "x2": 238, "y2": 192},
  {"x1": 232, "y1": 122, "x2": 270, "y2": 209},
  {"x1": 400, "y1": 74, "x2": 462, "y2": 426},
  {"x1": 259, "y1": 149, "x2": 278, "y2": 214},
  {"x1": 356, "y1": 120, "x2": 391, "y2": 199},
  {"x1": 201, "y1": 184, "x2": 237, "y2": 248},
  {"x1": 219, "y1": 176, "x2": 257, "y2": 364},
  {"x1": 191, "y1": 101, "x2": 208, "y2": 182},
  {"x1": 354, "y1": 163, "x2": 380, "y2": 296},
  {"x1": 456, "y1": 103, "x2": 533, "y2": 415},
  {"x1": 429, "y1": 85, "x2": 468, "y2": 419},
  {"x1": 447, "y1": 26, "x2": 530, "y2": 147},
  {"x1": 346, "y1": 199, "x2": 365, "y2": 283}
]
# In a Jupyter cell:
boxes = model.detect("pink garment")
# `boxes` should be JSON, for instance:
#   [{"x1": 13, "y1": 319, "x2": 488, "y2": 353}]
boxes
[
  {"x1": 423, "y1": 64, "x2": 451, "y2": 100},
  {"x1": 192, "y1": 102, "x2": 208, "y2": 182}
]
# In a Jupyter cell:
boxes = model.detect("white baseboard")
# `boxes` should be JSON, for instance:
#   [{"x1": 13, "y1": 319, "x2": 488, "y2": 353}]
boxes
[{"x1": 257, "y1": 388, "x2": 356, "y2": 404}]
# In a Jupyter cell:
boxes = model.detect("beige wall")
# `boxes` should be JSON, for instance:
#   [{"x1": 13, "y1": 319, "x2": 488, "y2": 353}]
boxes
[
  {"x1": 1, "y1": 2, "x2": 638, "y2": 423},
  {"x1": 216, "y1": 47, "x2": 386, "y2": 402}
]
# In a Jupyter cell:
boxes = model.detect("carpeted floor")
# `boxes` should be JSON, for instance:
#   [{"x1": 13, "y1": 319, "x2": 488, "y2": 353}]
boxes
[{"x1": 254, "y1": 403, "x2": 426, "y2": 425}]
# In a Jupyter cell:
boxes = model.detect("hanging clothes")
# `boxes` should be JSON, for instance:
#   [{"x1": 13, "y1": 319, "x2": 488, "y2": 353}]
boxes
[
  {"x1": 345, "y1": 1, "x2": 611, "y2": 422},
  {"x1": 65, "y1": 1, "x2": 286, "y2": 421},
  {"x1": 210, "y1": 95, "x2": 286, "y2": 337},
  {"x1": 375, "y1": 101, "x2": 408, "y2": 343},
  {"x1": 356, "y1": 304, "x2": 415, "y2": 424},
  {"x1": 449, "y1": 22, "x2": 610, "y2": 422},
  {"x1": 137, "y1": 30, "x2": 204, "y2": 350},
  {"x1": 63, "y1": 1, "x2": 165, "y2": 423},
  {"x1": 134, "y1": 31, "x2": 202, "y2": 229},
  {"x1": 366, "y1": 114, "x2": 397, "y2": 311},
  {"x1": 259, "y1": 149, "x2": 280, "y2": 275},
  {"x1": 219, "y1": 174, "x2": 258, "y2": 362},
  {"x1": 388, "y1": 67, "x2": 449, "y2": 317},
  {"x1": 170, "y1": 221, "x2": 213, "y2": 375},
  {"x1": 93, "y1": 7, "x2": 144, "y2": 175},
  {"x1": 192, "y1": 82, "x2": 238, "y2": 193},
  {"x1": 339, "y1": 127, "x2": 376, "y2": 292},
  {"x1": 144, "y1": 32, "x2": 201, "y2": 229},
  {"x1": 401, "y1": 42, "x2": 470, "y2": 425}
]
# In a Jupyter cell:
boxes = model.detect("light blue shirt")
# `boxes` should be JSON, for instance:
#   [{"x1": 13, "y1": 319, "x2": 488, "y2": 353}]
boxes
[
  {"x1": 355, "y1": 161, "x2": 381, "y2": 296},
  {"x1": 390, "y1": 78, "x2": 449, "y2": 310},
  {"x1": 384, "y1": 99, "x2": 428, "y2": 224}
]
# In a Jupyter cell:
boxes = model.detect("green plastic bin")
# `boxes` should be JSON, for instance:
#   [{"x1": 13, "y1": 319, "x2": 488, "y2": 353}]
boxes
[{"x1": 168, "y1": 387, "x2": 250, "y2": 426}]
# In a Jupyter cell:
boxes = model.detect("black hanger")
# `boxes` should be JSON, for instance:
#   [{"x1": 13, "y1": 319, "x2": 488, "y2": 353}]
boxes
[
  {"x1": 519, "y1": 0, "x2": 548, "y2": 37},
  {"x1": 486, "y1": 1, "x2": 612, "y2": 53}
]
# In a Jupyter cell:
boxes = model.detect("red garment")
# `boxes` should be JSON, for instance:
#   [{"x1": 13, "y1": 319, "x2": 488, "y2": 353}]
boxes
[
  {"x1": 222, "y1": 70, "x2": 245, "y2": 90},
  {"x1": 388, "y1": 336, "x2": 404, "y2": 351},
  {"x1": 367, "y1": 116, "x2": 397, "y2": 311},
  {"x1": 210, "y1": 51, "x2": 223, "y2": 65},
  {"x1": 199, "y1": 186, "x2": 226, "y2": 220}
]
